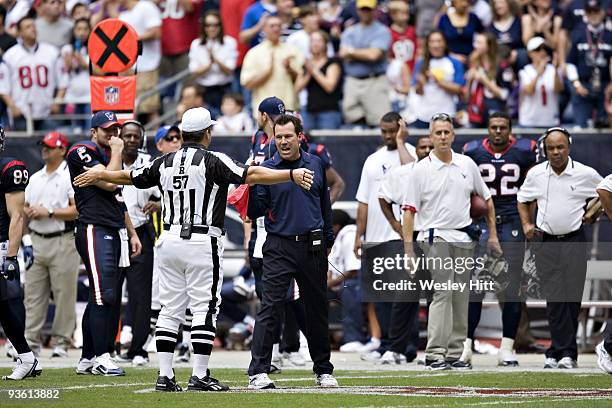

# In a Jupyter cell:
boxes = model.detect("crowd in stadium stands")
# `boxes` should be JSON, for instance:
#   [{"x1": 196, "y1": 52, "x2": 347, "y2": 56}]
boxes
[{"x1": 0, "y1": 0, "x2": 608, "y2": 132}]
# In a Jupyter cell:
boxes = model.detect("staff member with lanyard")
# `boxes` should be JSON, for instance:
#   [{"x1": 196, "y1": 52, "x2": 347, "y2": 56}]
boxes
[
  {"x1": 517, "y1": 127, "x2": 602, "y2": 370},
  {"x1": 596, "y1": 174, "x2": 612, "y2": 374},
  {"x1": 246, "y1": 114, "x2": 337, "y2": 390}
]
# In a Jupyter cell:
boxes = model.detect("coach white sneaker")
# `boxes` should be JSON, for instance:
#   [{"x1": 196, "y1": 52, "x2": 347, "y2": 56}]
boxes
[
  {"x1": 557, "y1": 357, "x2": 578, "y2": 369},
  {"x1": 283, "y1": 351, "x2": 306, "y2": 367},
  {"x1": 380, "y1": 351, "x2": 407, "y2": 365},
  {"x1": 248, "y1": 373, "x2": 275, "y2": 389},
  {"x1": 76, "y1": 357, "x2": 94, "y2": 375},
  {"x1": 596, "y1": 342, "x2": 612, "y2": 374},
  {"x1": 339, "y1": 341, "x2": 364, "y2": 353},
  {"x1": 543, "y1": 358, "x2": 558, "y2": 369},
  {"x1": 460, "y1": 338, "x2": 473, "y2": 364},
  {"x1": 360, "y1": 350, "x2": 382, "y2": 362},
  {"x1": 4, "y1": 341, "x2": 17, "y2": 361},
  {"x1": 92, "y1": 353, "x2": 126, "y2": 376},
  {"x1": 315, "y1": 373, "x2": 338, "y2": 387},
  {"x1": 2, "y1": 357, "x2": 42, "y2": 380},
  {"x1": 497, "y1": 338, "x2": 519, "y2": 367},
  {"x1": 132, "y1": 355, "x2": 149, "y2": 367},
  {"x1": 358, "y1": 337, "x2": 381, "y2": 353}
]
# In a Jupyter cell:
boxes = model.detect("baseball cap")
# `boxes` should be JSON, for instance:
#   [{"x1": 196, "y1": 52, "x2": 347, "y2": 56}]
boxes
[
  {"x1": 91, "y1": 111, "x2": 120, "y2": 129},
  {"x1": 38, "y1": 131, "x2": 68, "y2": 149},
  {"x1": 258, "y1": 96, "x2": 286, "y2": 120},
  {"x1": 585, "y1": 0, "x2": 602, "y2": 11},
  {"x1": 179, "y1": 107, "x2": 217, "y2": 132},
  {"x1": 356, "y1": 0, "x2": 377, "y2": 9},
  {"x1": 527, "y1": 36, "x2": 546, "y2": 52},
  {"x1": 154, "y1": 124, "x2": 180, "y2": 144}
]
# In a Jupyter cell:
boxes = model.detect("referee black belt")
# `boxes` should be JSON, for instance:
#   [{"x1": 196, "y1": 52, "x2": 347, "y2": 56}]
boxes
[
  {"x1": 351, "y1": 72, "x2": 385, "y2": 80},
  {"x1": 543, "y1": 228, "x2": 583, "y2": 241},
  {"x1": 31, "y1": 229, "x2": 72, "y2": 239},
  {"x1": 271, "y1": 233, "x2": 309, "y2": 242},
  {"x1": 163, "y1": 224, "x2": 225, "y2": 236}
]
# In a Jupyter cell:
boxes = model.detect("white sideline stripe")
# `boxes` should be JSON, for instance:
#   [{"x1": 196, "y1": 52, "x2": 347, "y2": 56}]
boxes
[{"x1": 86, "y1": 225, "x2": 103, "y2": 305}]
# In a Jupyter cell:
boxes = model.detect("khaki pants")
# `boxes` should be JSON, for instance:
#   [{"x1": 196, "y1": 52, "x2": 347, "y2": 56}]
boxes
[
  {"x1": 24, "y1": 233, "x2": 80, "y2": 349},
  {"x1": 342, "y1": 75, "x2": 391, "y2": 126},
  {"x1": 420, "y1": 238, "x2": 474, "y2": 361},
  {"x1": 136, "y1": 69, "x2": 161, "y2": 114}
]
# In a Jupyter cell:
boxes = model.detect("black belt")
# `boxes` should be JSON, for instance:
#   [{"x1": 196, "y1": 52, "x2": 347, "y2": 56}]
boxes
[
  {"x1": 163, "y1": 224, "x2": 224, "y2": 235},
  {"x1": 31, "y1": 229, "x2": 72, "y2": 239},
  {"x1": 271, "y1": 233, "x2": 309, "y2": 242},
  {"x1": 543, "y1": 228, "x2": 583, "y2": 241},
  {"x1": 352, "y1": 72, "x2": 385, "y2": 80},
  {"x1": 495, "y1": 215, "x2": 516, "y2": 224}
]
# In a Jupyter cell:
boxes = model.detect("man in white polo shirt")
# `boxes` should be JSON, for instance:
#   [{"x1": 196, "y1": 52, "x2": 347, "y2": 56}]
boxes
[
  {"x1": 517, "y1": 127, "x2": 602, "y2": 370},
  {"x1": 402, "y1": 113, "x2": 501, "y2": 371},
  {"x1": 24, "y1": 132, "x2": 79, "y2": 358},
  {"x1": 595, "y1": 174, "x2": 612, "y2": 374},
  {"x1": 354, "y1": 112, "x2": 415, "y2": 358}
]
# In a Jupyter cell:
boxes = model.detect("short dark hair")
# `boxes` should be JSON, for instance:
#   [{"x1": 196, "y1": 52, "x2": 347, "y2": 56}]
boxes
[
  {"x1": 488, "y1": 111, "x2": 512, "y2": 129},
  {"x1": 223, "y1": 92, "x2": 244, "y2": 108},
  {"x1": 332, "y1": 209, "x2": 353, "y2": 229},
  {"x1": 0, "y1": 5, "x2": 7, "y2": 22},
  {"x1": 380, "y1": 111, "x2": 402, "y2": 124},
  {"x1": 181, "y1": 128, "x2": 209, "y2": 144},
  {"x1": 16, "y1": 14, "x2": 35, "y2": 31},
  {"x1": 415, "y1": 135, "x2": 431, "y2": 146},
  {"x1": 273, "y1": 114, "x2": 303, "y2": 135},
  {"x1": 182, "y1": 83, "x2": 206, "y2": 101}
]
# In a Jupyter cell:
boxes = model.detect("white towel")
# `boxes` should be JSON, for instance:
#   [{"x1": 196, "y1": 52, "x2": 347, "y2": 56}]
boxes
[{"x1": 119, "y1": 228, "x2": 131, "y2": 268}]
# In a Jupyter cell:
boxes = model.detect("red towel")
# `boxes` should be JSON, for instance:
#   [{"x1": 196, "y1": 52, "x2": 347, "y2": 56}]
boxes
[{"x1": 228, "y1": 184, "x2": 250, "y2": 220}]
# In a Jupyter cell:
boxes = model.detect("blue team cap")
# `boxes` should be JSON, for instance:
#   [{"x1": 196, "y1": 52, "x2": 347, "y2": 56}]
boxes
[
  {"x1": 154, "y1": 124, "x2": 181, "y2": 144},
  {"x1": 258, "y1": 96, "x2": 285, "y2": 120},
  {"x1": 91, "y1": 111, "x2": 120, "y2": 129}
]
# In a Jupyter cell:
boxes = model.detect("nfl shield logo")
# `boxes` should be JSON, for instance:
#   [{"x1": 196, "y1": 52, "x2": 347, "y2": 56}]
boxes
[{"x1": 104, "y1": 86, "x2": 119, "y2": 105}]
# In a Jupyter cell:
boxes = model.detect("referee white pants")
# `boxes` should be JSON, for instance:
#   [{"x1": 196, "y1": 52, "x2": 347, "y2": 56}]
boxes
[{"x1": 155, "y1": 230, "x2": 223, "y2": 351}]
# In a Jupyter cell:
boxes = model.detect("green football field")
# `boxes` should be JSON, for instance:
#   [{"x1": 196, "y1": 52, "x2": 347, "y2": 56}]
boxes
[{"x1": 1, "y1": 368, "x2": 611, "y2": 407}]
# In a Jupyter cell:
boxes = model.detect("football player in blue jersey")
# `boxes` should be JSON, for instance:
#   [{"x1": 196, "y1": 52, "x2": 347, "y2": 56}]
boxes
[{"x1": 462, "y1": 112, "x2": 536, "y2": 367}]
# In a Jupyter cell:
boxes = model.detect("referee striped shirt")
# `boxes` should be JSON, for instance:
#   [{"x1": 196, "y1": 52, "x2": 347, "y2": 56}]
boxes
[{"x1": 131, "y1": 143, "x2": 248, "y2": 229}]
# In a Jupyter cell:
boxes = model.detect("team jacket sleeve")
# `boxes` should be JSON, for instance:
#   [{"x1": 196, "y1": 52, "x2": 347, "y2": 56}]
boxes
[
  {"x1": 209, "y1": 152, "x2": 248, "y2": 185},
  {"x1": 130, "y1": 156, "x2": 164, "y2": 189},
  {"x1": 1, "y1": 161, "x2": 28, "y2": 193},
  {"x1": 320, "y1": 161, "x2": 335, "y2": 247}
]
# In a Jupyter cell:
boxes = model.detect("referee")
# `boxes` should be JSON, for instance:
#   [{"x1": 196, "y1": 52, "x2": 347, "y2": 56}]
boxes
[
  {"x1": 73, "y1": 107, "x2": 314, "y2": 392},
  {"x1": 246, "y1": 114, "x2": 337, "y2": 390}
]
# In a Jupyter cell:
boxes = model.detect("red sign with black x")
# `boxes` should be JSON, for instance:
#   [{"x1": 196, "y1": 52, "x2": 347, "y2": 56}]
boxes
[{"x1": 89, "y1": 19, "x2": 140, "y2": 74}]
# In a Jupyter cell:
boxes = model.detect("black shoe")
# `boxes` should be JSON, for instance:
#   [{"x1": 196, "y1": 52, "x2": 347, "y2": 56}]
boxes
[
  {"x1": 155, "y1": 376, "x2": 183, "y2": 392},
  {"x1": 425, "y1": 359, "x2": 451, "y2": 371},
  {"x1": 187, "y1": 375, "x2": 230, "y2": 392},
  {"x1": 447, "y1": 359, "x2": 473, "y2": 370}
]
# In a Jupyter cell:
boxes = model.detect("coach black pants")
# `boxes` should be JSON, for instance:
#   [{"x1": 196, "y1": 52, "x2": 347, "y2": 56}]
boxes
[
  {"x1": 534, "y1": 229, "x2": 587, "y2": 361},
  {"x1": 248, "y1": 234, "x2": 333, "y2": 376}
]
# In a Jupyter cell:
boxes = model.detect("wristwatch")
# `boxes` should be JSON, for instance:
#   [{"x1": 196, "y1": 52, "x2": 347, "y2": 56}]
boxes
[{"x1": 48, "y1": 208, "x2": 54, "y2": 218}]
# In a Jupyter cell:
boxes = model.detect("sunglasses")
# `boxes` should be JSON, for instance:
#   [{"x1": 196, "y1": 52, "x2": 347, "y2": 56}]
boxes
[
  {"x1": 532, "y1": 46, "x2": 545, "y2": 52},
  {"x1": 204, "y1": 23, "x2": 220, "y2": 27},
  {"x1": 164, "y1": 135, "x2": 181, "y2": 142},
  {"x1": 431, "y1": 112, "x2": 453, "y2": 122}
]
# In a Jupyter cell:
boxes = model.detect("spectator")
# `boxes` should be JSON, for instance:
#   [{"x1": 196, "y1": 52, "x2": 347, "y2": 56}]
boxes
[
  {"x1": 521, "y1": 0, "x2": 561, "y2": 51},
  {"x1": 5, "y1": 0, "x2": 31, "y2": 36},
  {"x1": 339, "y1": 0, "x2": 391, "y2": 127},
  {"x1": 387, "y1": 1, "x2": 417, "y2": 114},
  {"x1": 35, "y1": 0, "x2": 73, "y2": 49},
  {"x1": 414, "y1": 0, "x2": 445, "y2": 40},
  {"x1": 437, "y1": 0, "x2": 484, "y2": 65},
  {"x1": 188, "y1": 10, "x2": 238, "y2": 114},
  {"x1": 70, "y1": 2, "x2": 91, "y2": 21},
  {"x1": 241, "y1": 15, "x2": 304, "y2": 114},
  {"x1": 118, "y1": 0, "x2": 162, "y2": 123},
  {"x1": 465, "y1": 32, "x2": 510, "y2": 127},
  {"x1": 24, "y1": 132, "x2": 79, "y2": 358},
  {"x1": 295, "y1": 30, "x2": 342, "y2": 130},
  {"x1": 90, "y1": 0, "x2": 122, "y2": 27},
  {"x1": 489, "y1": 0, "x2": 526, "y2": 67},
  {"x1": 277, "y1": 0, "x2": 301, "y2": 41},
  {"x1": 0, "y1": 5, "x2": 17, "y2": 54},
  {"x1": 287, "y1": 6, "x2": 331, "y2": 58},
  {"x1": 239, "y1": 0, "x2": 276, "y2": 50},
  {"x1": 176, "y1": 83, "x2": 211, "y2": 119},
  {"x1": 518, "y1": 36, "x2": 563, "y2": 127},
  {"x1": 159, "y1": 0, "x2": 203, "y2": 90},
  {"x1": 566, "y1": 0, "x2": 611, "y2": 128},
  {"x1": 219, "y1": 0, "x2": 253, "y2": 79},
  {"x1": 471, "y1": 0, "x2": 492, "y2": 28},
  {"x1": 410, "y1": 30, "x2": 465, "y2": 128},
  {"x1": 318, "y1": 0, "x2": 342, "y2": 36},
  {"x1": 60, "y1": 17, "x2": 91, "y2": 130},
  {"x1": 1, "y1": 16, "x2": 67, "y2": 131},
  {"x1": 214, "y1": 92, "x2": 255, "y2": 133}
]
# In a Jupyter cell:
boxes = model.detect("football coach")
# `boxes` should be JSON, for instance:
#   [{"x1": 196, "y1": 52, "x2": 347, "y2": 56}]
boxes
[{"x1": 246, "y1": 114, "x2": 337, "y2": 390}]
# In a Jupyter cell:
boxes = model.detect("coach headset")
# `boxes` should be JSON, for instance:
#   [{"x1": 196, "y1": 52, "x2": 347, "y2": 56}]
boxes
[
  {"x1": 537, "y1": 126, "x2": 572, "y2": 159},
  {"x1": 122, "y1": 119, "x2": 147, "y2": 153}
]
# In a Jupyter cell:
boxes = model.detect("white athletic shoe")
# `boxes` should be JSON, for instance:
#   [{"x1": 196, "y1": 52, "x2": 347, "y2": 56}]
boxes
[
  {"x1": 543, "y1": 358, "x2": 558, "y2": 369},
  {"x1": 339, "y1": 341, "x2": 364, "y2": 353},
  {"x1": 315, "y1": 373, "x2": 338, "y2": 387},
  {"x1": 132, "y1": 355, "x2": 149, "y2": 367},
  {"x1": 596, "y1": 341, "x2": 612, "y2": 374},
  {"x1": 92, "y1": 353, "x2": 125, "y2": 376},
  {"x1": 557, "y1": 357, "x2": 578, "y2": 369},
  {"x1": 299, "y1": 332, "x2": 312, "y2": 362},
  {"x1": 2, "y1": 357, "x2": 42, "y2": 380},
  {"x1": 460, "y1": 338, "x2": 473, "y2": 364},
  {"x1": 282, "y1": 352, "x2": 306, "y2": 367},
  {"x1": 380, "y1": 351, "x2": 407, "y2": 365},
  {"x1": 248, "y1": 373, "x2": 275, "y2": 389},
  {"x1": 358, "y1": 337, "x2": 381, "y2": 353},
  {"x1": 76, "y1": 357, "x2": 94, "y2": 375},
  {"x1": 497, "y1": 348, "x2": 519, "y2": 367},
  {"x1": 360, "y1": 350, "x2": 382, "y2": 362},
  {"x1": 4, "y1": 341, "x2": 17, "y2": 362},
  {"x1": 51, "y1": 346, "x2": 69, "y2": 358}
]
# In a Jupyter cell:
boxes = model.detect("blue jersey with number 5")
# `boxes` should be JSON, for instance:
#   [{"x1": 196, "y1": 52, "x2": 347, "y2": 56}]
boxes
[
  {"x1": 463, "y1": 137, "x2": 536, "y2": 217},
  {"x1": 67, "y1": 141, "x2": 125, "y2": 228}
]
